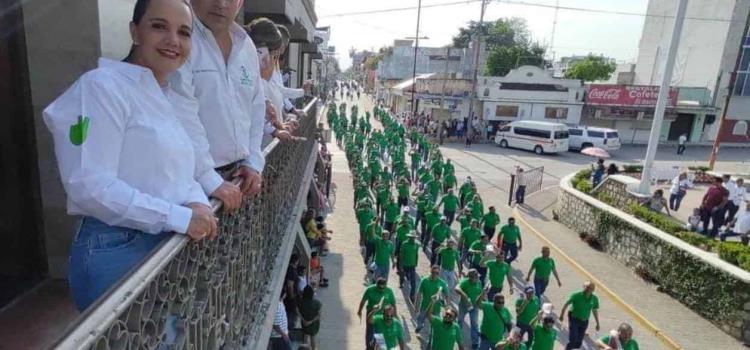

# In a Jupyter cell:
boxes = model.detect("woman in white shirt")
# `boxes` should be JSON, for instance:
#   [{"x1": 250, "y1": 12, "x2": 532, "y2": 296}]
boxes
[{"x1": 43, "y1": 0, "x2": 217, "y2": 310}]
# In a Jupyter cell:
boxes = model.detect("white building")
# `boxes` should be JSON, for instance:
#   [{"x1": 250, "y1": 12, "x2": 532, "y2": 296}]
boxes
[
  {"x1": 477, "y1": 66, "x2": 585, "y2": 126},
  {"x1": 634, "y1": 0, "x2": 750, "y2": 143}
]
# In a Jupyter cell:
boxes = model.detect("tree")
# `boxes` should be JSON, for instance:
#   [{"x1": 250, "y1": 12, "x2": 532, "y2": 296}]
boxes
[
  {"x1": 564, "y1": 55, "x2": 616, "y2": 82},
  {"x1": 452, "y1": 17, "x2": 545, "y2": 76}
]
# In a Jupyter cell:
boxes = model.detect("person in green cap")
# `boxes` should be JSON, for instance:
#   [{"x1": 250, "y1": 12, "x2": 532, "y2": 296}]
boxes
[
  {"x1": 480, "y1": 206, "x2": 501, "y2": 240},
  {"x1": 414, "y1": 265, "x2": 450, "y2": 333},
  {"x1": 528, "y1": 311, "x2": 556, "y2": 350},
  {"x1": 560, "y1": 281, "x2": 600, "y2": 350},
  {"x1": 455, "y1": 269, "x2": 483, "y2": 348},
  {"x1": 373, "y1": 231, "x2": 395, "y2": 282},
  {"x1": 426, "y1": 294, "x2": 464, "y2": 350},
  {"x1": 358, "y1": 278, "x2": 397, "y2": 349},
  {"x1": 496, "y1": 217, "x2": 522, "y2": 265},
  {"x1": 430, "y1": 217, "x2": 451, "y2": 265},
  {"x1": 595, "y1": 323, "x2": 639, "y2": 350},
  {"x1": 477, "y1": 290, "x2": 513, "y2": 350},
  {"x1": 367, "y1": 304, "x2": 405, "y2": 350},
  {"x1": 437, "y1": 189, "x2": 460, "y2": 226},
  {"x1": 525, "y1": 246, "x2": 561, "y2": 301},
  {"x1": 515, "y1": 285, "x2": 541, "y2": 347},
  {"x1": 438, "y1": 239, "x2": 462, "y2": 299},
  {"x1": 495, "y1": 328, "x2": 527, "y2": 350},
  {"x1": 399, "y1": 233, "x2": 421, "y2": 300},
  {"x1": 482, "y1": 251, "x2": 513, "y2": 300}
]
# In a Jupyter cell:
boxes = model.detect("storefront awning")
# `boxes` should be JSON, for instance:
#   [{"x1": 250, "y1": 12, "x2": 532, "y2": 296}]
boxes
[{"x1": 390, "y1": 73, "x2": 435, "y2": 95}]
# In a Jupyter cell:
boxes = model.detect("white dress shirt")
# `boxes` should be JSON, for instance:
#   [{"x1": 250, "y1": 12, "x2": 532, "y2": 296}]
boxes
[
  {"x1": 262, "y1": 78, "x2": 282, "y2": 135},
  {"x1": 170, "y1": 19, "x2": 266, "y2": 194},
  {"x1": 43, "y1": 59, "x2": 208, "y2": 235},
  {"x1": 669, "y1": 176, "x2": 692, "y2": 195},
  {"x1": 272, "y1": 69, "x2": 304, "y2": 112},
  {"x1": 725, "y1": 181, "x2": 740, "y2": 205}
]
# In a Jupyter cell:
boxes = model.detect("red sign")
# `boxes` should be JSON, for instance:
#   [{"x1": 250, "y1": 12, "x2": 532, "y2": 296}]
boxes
[{"x1": 586, "y1": 84, "x2": 678, "y2": 107}]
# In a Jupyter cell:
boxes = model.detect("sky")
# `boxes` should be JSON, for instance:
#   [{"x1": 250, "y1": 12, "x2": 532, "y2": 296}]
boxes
[{"x1": 315, "y1": 0, "x2": 651, "y2": 70}]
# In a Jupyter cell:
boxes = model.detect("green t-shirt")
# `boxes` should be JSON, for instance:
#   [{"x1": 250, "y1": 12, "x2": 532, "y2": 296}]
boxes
[
  {"x1": 430, "y1": 317, "x2": 463, "y2": 350},
  {"x1": 469, "y1": 240, "x2": 486, "y2": 265},
  {"x1": 362, "y1": 285, "x2": 396, "y2": 311},
  {"x1": 599, "y1": 336, "x2": 640, "y2": 350},
  {"x1": 500, "y1": 224, "x2": 521, "y2": 244},
  {"x1": 418, "y1": 277, "x2": 449, "y2": 312},
  {"x1": 427, "y1": 180, "x2": 441, "y2": 197},
  {"x1": 400, "y1": 240, "x2": 420, "y2": 268},
  {"x1": 358, "y1": 207, "x2": 374, "y2": 231},
  {"x1": 531, "y1": 257, "x2": 556, "y2": 281},
  {"x1": 366, "y1": 223, "x2": 383, "y2": 244},
  {"x1": 483, "y1": 212, "x2": 500, "y2": 228},
  {"x1": 397, "y1": 183, "x2": 409, "y2": 198},
  {"x1": 458, "y1": 216, "x2": 471, "y2": 232},
  {"x1": 480, "y1": 302, "x2": 512, "y2": 343},
  {"x1": 443, "y1": 174, "x2": 457, "y2": 188},
  {"x1": 385, "y1": 202, "x2": 400, "y2": 223},
  {"x1": 461, "y1": 227, "x2": 482, "y2": 248},
  {"x1": 432, "y1": 223, "x2": 450, "y2": 243},
  {"x1": 425, "y1": 212, "x2": 441, "y2": 231},
  {"x1": 396, "y1": 225, "x2": 410, "y2": 243},
  {"x1": 458, "y1": 277, "x2": 482, "y2": 304},
  {"x1": 498, "y1": 344, "x2": 527, "y2": 350},
  {"x1": 441, "y1": 194, "x2": 459, "y2": 211},
  {"x1": 567, "y1": 291, "x2": 599, "y2": 321},
  {"x1": 374, "y1": 238, "x2": 394, "y2": 267},
  {"x1": 531, "y1": 325, "x2": 557, "y2": 350},
  {"x1": 410, "y1": 152, "x2": 421, "y2": 166},
  {"x1": 469, "y1": 201, "x2": 484, "y2": 219},
  {"x1": 439, "y1": 248, "x2": 460, "y2": 271},
  {"x1": 459, "y1": 183, "x2": 474, "y2": 199},
  {"x1": 372, "y1": 315, "x2": 403, "y2": 349},
  {"x1": 515, "y1": 295, "x2": 540, "y2": 325},
  {"x1": 486, "y1": 260, "x2": 511, "y2": 288},
  {"x1": 417, "y1": 197, "x2": 432, "y2": 213},
  {"x1": 377, "y1": 188, "x2": 389, "y2": 204}
]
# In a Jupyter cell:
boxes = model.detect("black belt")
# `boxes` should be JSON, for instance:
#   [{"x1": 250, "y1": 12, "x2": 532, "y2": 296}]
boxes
[{"x1": 215, "y1": 160, "x2": 242, "y2": 174}]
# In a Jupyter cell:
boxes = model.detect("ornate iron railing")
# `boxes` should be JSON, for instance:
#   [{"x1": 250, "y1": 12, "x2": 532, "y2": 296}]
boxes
[{"x1": 54, "y1": 99, "x2": 320, "y2": 350}]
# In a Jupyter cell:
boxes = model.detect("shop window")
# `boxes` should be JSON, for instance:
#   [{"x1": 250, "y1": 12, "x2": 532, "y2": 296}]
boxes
[
  {"x1": 544, "y1": 107, "x2": 568, "y2": 119},
  {"x1": 495, "y1": 105, "x2": 519, "y2": 117},
  {"x1": 733, "y1": 121, "x2": 748, "y2": 135},
  {"x1": 483, "y1": 88, "x2": 490, "y2": 97}
]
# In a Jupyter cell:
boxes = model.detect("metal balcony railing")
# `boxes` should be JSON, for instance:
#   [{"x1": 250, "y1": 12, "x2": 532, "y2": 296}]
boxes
[{"x1": 53, "y1": 98, "x2": 320, "y2": 350}]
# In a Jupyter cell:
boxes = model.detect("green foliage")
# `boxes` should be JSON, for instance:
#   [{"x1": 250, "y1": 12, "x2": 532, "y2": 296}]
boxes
[
  {"x1": 675, "y1": 231, "x2": 718, "y2": 251},
  {"x1": 718, "y1": 242, "x2": 750, "y2": 266},
  {"x1": 595, "y1": 192, "x2": 615, "y2": 206},
  {"x1": 485, "y1": 44, "x2": 546, "y2": 76},
  {"x1": 570, "y1": 169, "x2": 593, "y2": 194},
  {"x1": 687, "y1": 165, "x2": 711, "y2": 173},
  {"x1": 563, "y1": 55, "x2": 616, "y2": 82},
  {"x1": 622, "y1": 164, "x2": 643, "y2": 173},
  {"x1": 628, "y1": 204, "x2": 685, "y2": 234}
]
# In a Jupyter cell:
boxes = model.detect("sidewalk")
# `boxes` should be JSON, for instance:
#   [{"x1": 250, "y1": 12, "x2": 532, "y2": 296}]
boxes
[{"x1": 514, "y1": 187, "x2": 745, "y2": 350}]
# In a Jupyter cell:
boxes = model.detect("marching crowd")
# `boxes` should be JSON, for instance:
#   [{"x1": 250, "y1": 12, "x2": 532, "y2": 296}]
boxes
[{"x1": 328, "y1": 99, "x2": 640, "y2": 350}]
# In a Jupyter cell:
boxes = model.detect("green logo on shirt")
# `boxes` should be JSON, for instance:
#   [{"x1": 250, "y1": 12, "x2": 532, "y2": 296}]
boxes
[
  {"x1": 69, "y1": 115, "x2": 90, "y2": 146},
  {"x1": 239, "y1": 66, "x2": 251, "y2": 85}
]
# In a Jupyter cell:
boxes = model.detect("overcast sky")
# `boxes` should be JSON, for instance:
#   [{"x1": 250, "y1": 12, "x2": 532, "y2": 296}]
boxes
[{"x1": 316, "y1": 0, "x2": 650, "y2": 70}]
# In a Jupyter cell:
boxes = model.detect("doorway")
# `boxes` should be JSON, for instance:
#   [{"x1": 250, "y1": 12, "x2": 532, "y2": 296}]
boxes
[{"x1": 668, "y1": 113, "x2": 695, "y2": 141}]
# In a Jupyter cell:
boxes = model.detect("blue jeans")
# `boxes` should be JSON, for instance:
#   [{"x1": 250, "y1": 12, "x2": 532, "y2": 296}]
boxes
[
  {"x1": 517, "y1": 322, "x2": 533, "y2": 347},
  {"x1": 479, "y1": 334, "x2": 497, "y2": 350},
  {"x1": 534, "y1": 277, "x2": 549, "y2": 301},
  {"x1": 515, "y1": 185, "x2": 526, "y2": 204},
  {"x1": 69, "y1": 217, "x2": 170, "y2": 311},
  {"x1": 502, "y1": 242, "x2": 519, "y2": 264},
  {"x1": 441, "y1": 269, "x2": 457, "y2": 297},
  {"x1": 401, "y1": 266, "x2": 418, "y2": 300},
  {"x1": 444, "y1": 210, "x2": 456, "y2": 226},
  {"x1": 487, "y1": 286, "x2": 503, "y2": 301},
  {"x1": 458, "y1": 303, "x2": 480, "y2": 346},
  {"x1": 375, "y1": 264, "x2": 390, "y2": 282},
  {"x1": 669, "y1": 192, "x2": 685, "y2": 211},
  {"x1": 565, "y1": 312, "x2": 589, "y2": 350}
]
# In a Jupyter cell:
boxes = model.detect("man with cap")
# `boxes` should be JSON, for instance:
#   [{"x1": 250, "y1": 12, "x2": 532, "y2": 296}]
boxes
[
  {"x1": 426, "y1": 294, "x2": 464, "y2": 350},
  {"x1": 515, "y1": 285, "x2": 541, "y2": 347},
  {"x1": 455, "y1": 269, "x2": 483, "y2": 349},
  {"x1": 560, "y1": 281, "x2": 600, "y2": 350},
  {"x1": 529, "y1": 311, "x2": 557, "y2": 350},
  {"x1": 477, "y1": 288, "x2": 513, "y2": 350},
  {"x1": 399, "y1": 232, "x2": 421, "y2": 300}
]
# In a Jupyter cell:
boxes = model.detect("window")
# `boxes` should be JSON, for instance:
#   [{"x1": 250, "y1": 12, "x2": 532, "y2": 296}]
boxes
[
  {"x1": 554, "y1": 131, "x2": 569, "y2": 139},
  {"x1": 587, "y1": 130, "x2": 605, "y2": 138},
  {"x1": 483, "y1": 88, "x2": 490, "y2": 97},
  {"x1": 733, "y1": 121, "x2": 748, "y2": 135},
  {"x1": 495, "y1": 105, "x2": 519, "y2": 117},
  {"x1": 568, "y1": 129, "x2": 583, "y2": 136},
  {"x1": 498, "y1": 125, "x2": 511, "y2": 132},
  {"x1": 545, "y1": 107, "x2": 569, "y2": 119},
  {"x1": 514, "y1": 127, "x2": 551, "y2": 139},
  {"x1": 606, "y1": 131, "x2": 619, "y2": 138},
  {"x1": 734, "y1": 27, "x2": 750, "y2": 96}
]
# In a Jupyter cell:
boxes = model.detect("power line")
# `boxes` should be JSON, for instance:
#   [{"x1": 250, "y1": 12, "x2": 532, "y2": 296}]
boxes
[{"x1": 319, "y1": 0, "x2": 740, "y2": 24}]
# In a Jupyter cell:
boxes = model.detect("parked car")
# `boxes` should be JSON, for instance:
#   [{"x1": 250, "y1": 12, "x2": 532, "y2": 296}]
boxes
[
  {"x1": 494, "y1": 120, "x2": 569, "y2": 155},
  {"x1": 567, "y1": 126, "x2": 621, "y2": 151}
]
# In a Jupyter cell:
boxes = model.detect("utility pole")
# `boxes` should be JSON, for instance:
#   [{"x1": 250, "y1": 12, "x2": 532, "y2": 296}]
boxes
[
  {"x1": 638, "y1": 0, "x2": 688, "y2": 194},
  {"x1": 709, "y1": 10, "x2": 750, "y2": 169},
  {"x1": 439, "y1": 46, "x2": 452, "y2": 120},
  {"x1": 466, "y1": 0, "x2": 488, "y2": 136},
  {"x1": 410, "y1": 0, "x2": 423, "y2": 119}
]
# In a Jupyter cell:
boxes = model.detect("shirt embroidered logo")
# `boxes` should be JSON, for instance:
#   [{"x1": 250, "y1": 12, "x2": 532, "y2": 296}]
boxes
[
  {"x1": 239, "y1": 66, "x2": 251, "y2": 85},
  {"x1": 69, "y1": 115, "x2": 90, "y2": 146}
]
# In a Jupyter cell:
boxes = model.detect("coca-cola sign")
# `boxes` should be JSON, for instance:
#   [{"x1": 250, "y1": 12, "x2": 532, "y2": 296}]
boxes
[{"x1": 586, "y1": 84, "x2": 678, "y2": 107}]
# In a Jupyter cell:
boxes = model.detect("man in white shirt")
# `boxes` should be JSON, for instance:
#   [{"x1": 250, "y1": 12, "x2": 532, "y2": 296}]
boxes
[
  {"x1": 723, "y1": 175, "x2": 743, "y2": 222},
  {"x1": 171, "y1": 0, "x2": 273, "y2": 211},
  {"x1": 720, "y1": 201, "x2": 750, "y2": 245},
  {"x1": 677, "y1": 134, "x2": 687, "y2": 155}
]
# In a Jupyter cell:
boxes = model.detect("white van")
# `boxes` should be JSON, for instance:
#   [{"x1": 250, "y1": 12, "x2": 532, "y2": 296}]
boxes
[
  {"x1": 494, "y1": 120, "x2": 569, "y2": 154},
  {"x1": 567, "y1": 126, "x2": 621, "y2": 151}
]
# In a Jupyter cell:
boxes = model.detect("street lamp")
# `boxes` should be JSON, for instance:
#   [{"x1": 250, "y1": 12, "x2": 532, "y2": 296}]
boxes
[{"x1": 410, "y1": 0, "x2": 424, "y2": 119}]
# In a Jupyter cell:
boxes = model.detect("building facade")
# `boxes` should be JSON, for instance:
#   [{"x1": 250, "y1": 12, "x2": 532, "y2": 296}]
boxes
[{"x1": 477, "y1": 66, "x2": 585, "y2": 126}]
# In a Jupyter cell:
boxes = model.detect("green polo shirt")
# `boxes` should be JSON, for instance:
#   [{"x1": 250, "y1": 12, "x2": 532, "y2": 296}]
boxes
[
  {"x1": 372, "y1": 315, "x2": 403, "y2": 349},
  {"x1": 430, "y1": 317, "x2": 463, "y2": 350},
  {"x1": 567, "y1": 291, "x2": 599, "y2": 321},
  {"x1": 458, "y1": 277, "x2": 482, "y2": 304},
  {"x1": 374, "y1": 238, "x2": 394, "y2": 268},
  {"x1": 397, "y1": 183, "x2": 410, "y2": 198},
  {"x1": 418, "y1": 277, "x2": 449, "y2": 312},
  {"x1": 483, "y1": 212, "x2": 501, "y2": 229},
  {"x1": 439, "y1": 248, "x2": 461, "y2": 271},
  {"x1": 396, "y1": 225, "x2": 410, "y2": 243},
  {"x1": 443, "y1": 173, "x2": 457, "y2": 188},
  {"x1": 362, "y1": 285, "x2": 396, "y2": 312},
  {"x1": 599, "y1": 336, "x2": 640, "y2": 350},
  {"x1": 425, "y1": 212, "x2": 441, "y2": 232},
  {"x1": 531, "y1": 257, "x2": 556, "y2": 281},
  {"x1": 531, "y1": 325, "x2": 557, "y2": 350},
  {"x1": 480, "y1": 302, "x2": 512, "y2": 343},
  {"x1": 441, "y1": 194, "x2": 459, "y2": 211},
  {"x1": 400, "y1": 240, "x2": 420, "y2": 268},
  {"x1": 500, "y1": 224, "x2": 521, "y2": 244},
  {"x1": 515, "y1": 295, "x2": 540, "y2": 325},
  {"x1": 469, "y1": 240, "x2": 486, "y2": 265},
  {"x1": 432, "y1": 223, "x2": 450, "y2": 244},
  {"x1": 458, "y1": 215, "x2": 471, "y2": 232},
  {"x1": 461, "y1": 227, "x2": 482, "y2": 248},
  {"x1": 486, "y1": 260, "x2": 511, "y2": 288},
  {"x1": 385, "y1": 202, "x2": 400, "y2": 223}
]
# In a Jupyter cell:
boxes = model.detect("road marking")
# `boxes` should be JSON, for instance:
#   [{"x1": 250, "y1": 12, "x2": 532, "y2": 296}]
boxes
[{"x1": 512, "y1": 203, "x2": 683, "y2": 350}]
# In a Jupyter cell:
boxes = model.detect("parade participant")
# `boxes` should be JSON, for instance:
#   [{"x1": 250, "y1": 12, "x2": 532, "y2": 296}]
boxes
[
  {"x1": 399, "y1": 233, "x2": 421, "y2": 300},
  {"x1": 560, "y1": 281, "x2": 601, "y2": 350},
  {"x1": 455, "y1": 269, "x2": 483, "y2": 349},
  {"x1": 497, "y1": 217, "x2": 522, "y2": 264},
  {"x1": 482, "y1": 251, "x2": 513, "y2": 300},
  {"x1": 368, "y1": 304, "x2": 405, "y2": 350},
  {"x1": 481, "y1": 206, "x2": 501, "y2": 240},
  {"x1": 525, "y1": 247, "x2": 562, "y2": 301},
  {"x1": 515, "y1": 286, "x2": 541, "y2": 347},
  {"x1": 478, "y1": 291, "x2": 513, "y2": 350},
  {"x1": 427, "y1": 295, "x2": 464, "y2": 350},
  {"x1": 414, "y1": 265, "x2": 450, "y2": 333},
  {"x1": 358, "y1": 278, "x2": 397, "y2": 348}
]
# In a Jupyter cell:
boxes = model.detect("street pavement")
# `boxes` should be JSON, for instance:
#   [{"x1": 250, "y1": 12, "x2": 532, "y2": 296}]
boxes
[{"x1": 314, "y1": 94, "x2": 745, "y2": 349}]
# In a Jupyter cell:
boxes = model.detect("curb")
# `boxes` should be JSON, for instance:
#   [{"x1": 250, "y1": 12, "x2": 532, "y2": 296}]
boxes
[{"x1": 512, "y1": 189, "x2": 683, "y2": 350}]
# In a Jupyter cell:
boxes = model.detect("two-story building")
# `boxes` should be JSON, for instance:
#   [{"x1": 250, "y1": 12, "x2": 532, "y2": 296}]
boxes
[{"x1": 477, "y1": 66, "x2": 585, "y2": 128}]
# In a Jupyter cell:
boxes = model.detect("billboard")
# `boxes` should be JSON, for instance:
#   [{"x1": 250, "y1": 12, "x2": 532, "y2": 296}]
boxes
[{"x1": 586, "y1": 84, "x2": 678, "y2": 107}]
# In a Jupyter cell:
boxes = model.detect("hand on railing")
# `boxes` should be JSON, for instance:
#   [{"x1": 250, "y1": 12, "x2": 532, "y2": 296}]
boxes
[
  {"x1": 186, "y1": 202, "x2": 218, "y2": 240},
  {"x1": 234, "y1": 166, "x2": 262, "y2": 197},
  {"x1": 211, "y1": 181, "x2": 242, "y2": 212}
]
